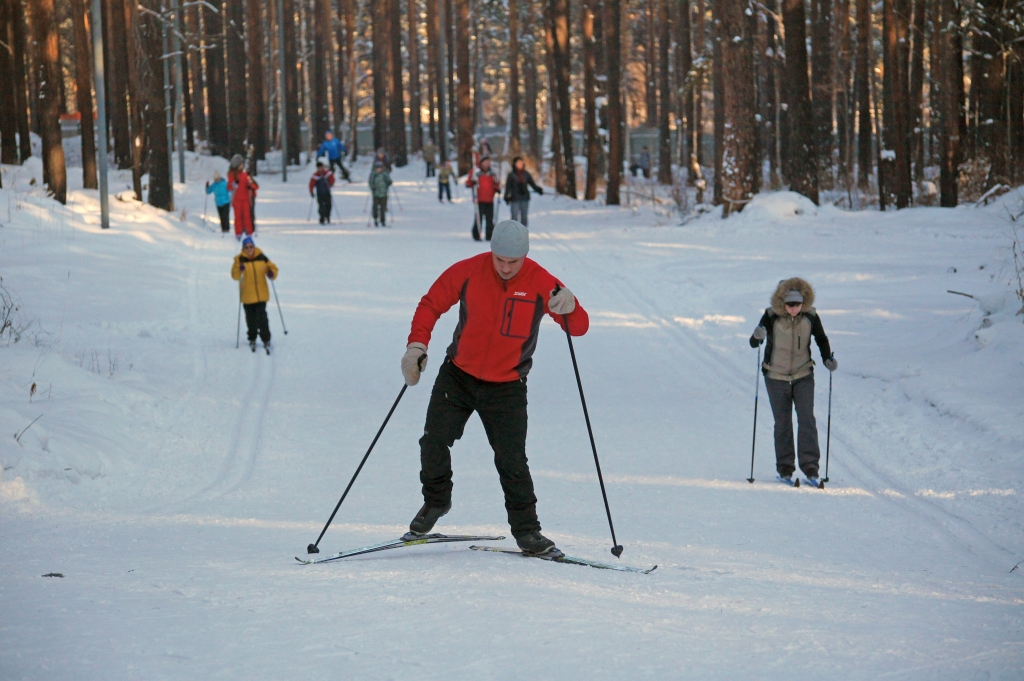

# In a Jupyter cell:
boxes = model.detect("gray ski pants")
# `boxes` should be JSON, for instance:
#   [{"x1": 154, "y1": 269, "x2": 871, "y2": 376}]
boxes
[
  {"x1": 764, "y1": 374, "x2": 820, "y2": 477},
  {"x1": 509, "y1": 200, "x2": 529, "y2": 226}
]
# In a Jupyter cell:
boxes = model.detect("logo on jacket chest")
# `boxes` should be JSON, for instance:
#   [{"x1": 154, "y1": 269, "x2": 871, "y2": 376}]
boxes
[{"x1": 512, "y1": 291, "x2": 527, "y2": 297}]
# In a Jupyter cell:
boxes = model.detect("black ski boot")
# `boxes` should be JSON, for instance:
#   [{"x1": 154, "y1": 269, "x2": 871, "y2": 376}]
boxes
[
  {"x1": 250, "y1": 340, "x2": 257, "y2": 353},
  {"x1": 408, "y1": 502, "x2": 451, "y2": 536},
  {"x1": 515, "y1": 531, "x2": 557, "y2": 555}
]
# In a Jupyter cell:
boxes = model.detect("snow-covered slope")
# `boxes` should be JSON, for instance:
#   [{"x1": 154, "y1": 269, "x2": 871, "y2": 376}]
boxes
[{"x1": 1, "y1": 156, "x2": 1021, "y2": 680}]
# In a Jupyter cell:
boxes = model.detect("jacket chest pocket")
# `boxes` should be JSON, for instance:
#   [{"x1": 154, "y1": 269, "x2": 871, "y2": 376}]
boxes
[{"x1": 501, "y1": 298, "x2": 537, "y2": 338}]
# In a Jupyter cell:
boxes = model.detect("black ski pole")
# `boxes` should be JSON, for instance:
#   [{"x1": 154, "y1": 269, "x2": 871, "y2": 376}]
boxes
[
  {"x1": 748, "y1": 345, "x2": 761, "y2": 483},
  {"x1": 270, "y1": 278, "x2": 288, "y2": 334},
  {"x1": 555, "y1": 289, "x2": 623, "y2": 558},
  {"x1": 306, "y1": 357, "x2": 425, "y2": 554},
  {"x1": 823, "y1": 370, "x2": 832, "y2": 483}
]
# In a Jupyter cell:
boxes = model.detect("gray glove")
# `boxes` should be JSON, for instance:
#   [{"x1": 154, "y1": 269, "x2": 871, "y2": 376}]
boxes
[
  {"x1": 401, "y1": 343, "x2": 428, "y2": 386},
  {"x1": 548, "y1": 286, "x2": 576, "y2": 315},
  {"x1": 824, "y1": 355, "x2": 838, "y2": 372},
  {"x1": 752, "y1": 326, "x2": 767, "y2": 342}
]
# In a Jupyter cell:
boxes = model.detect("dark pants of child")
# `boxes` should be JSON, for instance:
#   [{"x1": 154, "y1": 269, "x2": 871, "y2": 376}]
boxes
[
  {"x1": 243, "y1": 302, "x2": 271, "y2": 344},
  {"x1": 317, "y1": 194, "x2": 332, "y2": 223},
  {"x1": 438, "y1": 181, "x2": 451, "y2": 202},
  {"x1": 764, "y1": 374, "x2": 820, "y2": 478},
  {"x1": 471, "y1": 202, "x2": 495, "y2": 241},
  {"x1": 426, "y1": 161, "x2": 436, "y2": 177},
  {"x1": 419, "y1": 360, "x2": 540, "y2": 538},
  {"x1": 217, "y1": 204, "x2": 231, "y2": 232},
  {"x1": 372, "y1": 196, "x2": 388, "y2": 226}
]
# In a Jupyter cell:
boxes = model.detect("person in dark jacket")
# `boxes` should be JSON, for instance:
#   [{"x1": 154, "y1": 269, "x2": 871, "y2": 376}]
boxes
[
  {"x1": 369, "y1": 161, "x2": 392, "y2": 227},
  {"x1": 749, "y1": 278, "x2": 837, "y2": 487},
  {"x1": 309, "y1": 159, "x2": 335, "y2": 224},
  {"x1": 400, "y1": 220, "x2": 589, "y2": 555},
  {"x1": 503, "y1": 156, "x2": 544, "y2": 226}
]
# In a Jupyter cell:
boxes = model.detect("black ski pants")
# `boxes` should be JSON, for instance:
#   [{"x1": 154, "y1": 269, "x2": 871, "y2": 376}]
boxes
[
  {"x1": 217, "y1": 203, "x2": 231, "y2": 232},
  {"x1": 372, "y1": 196, "x2": 388, "y2": 225},
  {"x1": 438, "y1": 181, "x2": 451, "y2": 202},
  {"x1": 419, "y1": 359, "x2": 540, "y2": 538},
  {"x1": 243, "y1": 301, "x2": 271, "y2": 344},
  {"x1": 317, "y1": 193, "x2": 332, "y2": 222},
  {"x1": 764, "y1": 373, "x2": 820, "y2": 477},
  {"x1": 472, "y1": 202, "x2": 495, "y2": 240},
  {"x1": 328, "y1": 157, "x2": 350, "y2": 181}
]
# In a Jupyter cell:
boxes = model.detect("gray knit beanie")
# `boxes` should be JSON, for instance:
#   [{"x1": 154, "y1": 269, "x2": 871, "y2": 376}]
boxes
[{"x1": 490, "y1": 220, "x2": 529, "y2": 258}]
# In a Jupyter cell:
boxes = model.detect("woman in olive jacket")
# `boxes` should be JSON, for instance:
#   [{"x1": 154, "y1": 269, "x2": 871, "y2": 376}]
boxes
[
  {"x1": 749, "y1": 277, "x2": 837, "y2": 486},
  {"x1": 231, "y1": 236, "x2": 279, "y2": 353}
]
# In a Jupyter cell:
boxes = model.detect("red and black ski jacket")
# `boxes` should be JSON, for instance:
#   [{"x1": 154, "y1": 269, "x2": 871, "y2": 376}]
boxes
[
  {"x1": 467, "y1": 167, "x2": 500, "y2": 203},
  {"x1": 408, "y1": 252, "x2": 589, "y2": 383}
]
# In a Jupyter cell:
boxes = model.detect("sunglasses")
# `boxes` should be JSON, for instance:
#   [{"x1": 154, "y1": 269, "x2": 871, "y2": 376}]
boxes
[{"x1": 785, "y1": 301, "x2": 802, "y2": 308}]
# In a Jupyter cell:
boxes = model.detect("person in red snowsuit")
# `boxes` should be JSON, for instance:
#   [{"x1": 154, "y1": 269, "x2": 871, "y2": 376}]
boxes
[
  {"x1": 400, "y1": 219, "x2": 589, "y2": 555},
  {"x1": 228, "y1": 155, "x2": 259, "y2": 239}
]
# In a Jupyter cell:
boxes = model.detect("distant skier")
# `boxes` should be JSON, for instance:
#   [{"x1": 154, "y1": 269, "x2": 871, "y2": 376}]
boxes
[
  {"x1": 467, "y1": 156, "x2": 499, "y2": 241},
  {"x1": 638, "y1": 146, "x2": 651, "y2": 179},
  {"x1": 228, "y1": 154, "x2": 259, "y2": 240},
  {"x1": 317, "y1": 130, "x2": 351, "y2": 182},
  {"x1": 422, "y1": 138, "x2": 437, "y2": 177},
  {"x1": 369, "y1": 160, "x2": 392, "y2": 227},
  {"x1": 309, "y1": 159, "x2": 336, "y2": 224},
  {"x1": 205, "y1": 171, "x2": 231, "y2": 233},
  {"x1": 400, "y1": 219, "x2": 589, "y2": 555},
  {"x1": 503, "y1": 156, "x2": 544, "y2": 227},
  {"x1": 373, "y1": 147, "x2": 392, "y2": 172},
  {"x1": 749, "y1": 278, "x2": 837, "y2": 487},
  {"x1": 437, "y1": 159, "x2": 453, "y2": 203},
  {"x1": 232, "y1": 236, "x2": 279, "y2": 354}
]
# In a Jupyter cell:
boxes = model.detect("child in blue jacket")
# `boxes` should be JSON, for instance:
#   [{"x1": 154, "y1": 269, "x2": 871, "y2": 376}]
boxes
[{"x1": 205, "y1": 171, "x2": 232, "y2": 233}]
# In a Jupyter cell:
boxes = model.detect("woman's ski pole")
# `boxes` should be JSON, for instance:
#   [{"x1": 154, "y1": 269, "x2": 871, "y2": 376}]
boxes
[
  {"x1": 306, "y1": 357, "x2": 425, "y2": 554},
  {"x1": 747, "y1": 345, "x2": 761, "y2": 483},
  {"x1": 270, "y1": 278, "x2": 288, "y2": 334},
  {"x1": 555, "y1": 288, "x2": 623, "y2": 558},
  {"x1": 823, "y1": 371, "x2": 833, "y2": 483}
]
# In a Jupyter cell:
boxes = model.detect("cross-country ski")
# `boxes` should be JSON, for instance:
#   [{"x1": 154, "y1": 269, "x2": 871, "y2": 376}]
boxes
[
  {"x1": 469, "y1": 546, "x2": 656, "y2": 574},
  {"x1": 296, "y1": 534, "x2": 506, "y2": 565}
]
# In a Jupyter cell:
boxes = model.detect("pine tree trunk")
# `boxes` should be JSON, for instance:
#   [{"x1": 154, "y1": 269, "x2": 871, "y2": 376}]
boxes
[
  {"x1": 582, "y1": 0, "x2": 598, "y2": 199},
  {"x1": 0, "y1": 0, "x2": 16, "y2": 165},
  {"x1": 549, "y1": 0, "x2": 576, "y2": 197},
  {"x1": 372, "y1": 0, "x2": 388, "y2": 151},
  {"x1": 881, "y1": 0, "x2": 911, "y2": 208},
  {"x1": 72, "y1": 0, "x2": 98, "y2": 188},
  {"x1": 937, "y1": 0, "x2": 958, "y2": 205},
  {"x1": 408, "y1": 0, "x2": 423, "y2": 152},
  {"x1": 835, "y1": 0, "x2": 851, "y2": 185},
  {"x1": 455, "y1": 0, "x2": 472, "y2": 175},
  {"x1": 712, "y1": 0, "x2": 723, "y2": 205},
  {"x1": 388, "y1": 0, "x2": 408, "y2": 165},
  {"x1": 106, "y1": 0, "x2": 132, "y2": 167},
  {"x1": 123, "y1": 0, "x2": 145, "y2": 199},
  {"x1": 810, "y1": 0, "x2": 833, "y2": 188},
  {"x1": 764, "y1": 1, "x2": 782, "y2": 187},
  {"x1": 10, "y1": 0, "x2": 31, "y2": 162},
  {"x1": 718, "y1": 0, "x2": 756, "y2": 216},
  {"x1": 679, "y1": 0, "x2": 694, "y2": 184},
  {"x1": 334, "y1": 2, "x2": 346, "y2": 129},
  {"x1": 781, "y1": 0, "x2": 818, "y2": 203},
  {"x1": 656, "y1": 0, "x2": 672, "y2": 184},
  {"x1": 693, "y1": 0, "x2": 704, "y2": 167},
  {"x1": 282, "y1": 0, "x2": 301, "y2": 163},
  {"x1": 1010, "y1": 50, "x2": 1024, "y2": 186},
  {"x1": 604, "y1": 0, "x2": 622, "y2": 204},
  {"x1": 181, "y1": 47, "x2": 195, "y2": 151},
  {"x1": 645, "y1": 0, "x2": 656, "y2": 127},
  {"x1": 524, "y1": 4, "x2": 540, "y2": 164},
  {"x1": 226, "y1": 0, "x2": 247, "y2": 156},
  {"x1": 509, "y1": 0, "x2": 521, "y2": 157},
  {"x1": 248, "y1": 0, "x2": 267, "y2": 159},
  {"x1": 31, "y1": 0, "x2": 66, "y2": 203},
  {"x1": 205, "y1": 0, "x2": 228, "y2": 157},
  {"x1": 186, "y1": 2, "x2": 206, "y2": 142},
  {"x1": 446, "y1": 0, "x2": 455, "y2": 142},
  {"x1": 974, "y1": 7, "x2": 1006, "y2": 187},
  {"x1": 544, "y1": 1, "x2": 564, "y2": 188},
  {"x1": 312, "y1": 0, "x2": 331, "y2": 144},
  {"x1": 428, "y1": 0, "x2": 446, "y2": 159},
  {"x1": 854, "y1": 0, "x2": 871, "y2": 188},
  {"x1": 140, "y1": 0, "x2": 171, "y2": 209},
  {"x1": 345, "y1": 0, "x2": 357, "y2": 159},
  {"x1": 909, "y1": 0, "x2": 924, "y2": 182}
]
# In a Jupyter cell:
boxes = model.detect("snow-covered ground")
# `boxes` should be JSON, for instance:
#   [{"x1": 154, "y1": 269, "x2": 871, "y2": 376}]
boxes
[{"x1": 1, "y1": 152, "x2": 1022, "y2": 680}]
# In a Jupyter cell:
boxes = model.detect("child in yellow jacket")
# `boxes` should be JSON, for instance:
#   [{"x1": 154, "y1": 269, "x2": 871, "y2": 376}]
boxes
[{"x1": 231, "y1": 236, "x2": 279, "y2": 353}]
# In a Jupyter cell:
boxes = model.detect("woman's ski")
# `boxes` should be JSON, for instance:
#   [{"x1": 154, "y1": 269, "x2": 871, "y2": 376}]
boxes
[
  {"x1": 296, "y1": 533, "x2": 505, "y2": 565},
  {"x1": 469, "y1": 545, "x2": 657, "y2": 574}
]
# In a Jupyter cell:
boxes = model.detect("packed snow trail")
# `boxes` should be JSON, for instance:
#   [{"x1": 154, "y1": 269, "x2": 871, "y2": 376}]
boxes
[{"x1": 1, "y1": 155, "x2": 1022, "y2": 680}]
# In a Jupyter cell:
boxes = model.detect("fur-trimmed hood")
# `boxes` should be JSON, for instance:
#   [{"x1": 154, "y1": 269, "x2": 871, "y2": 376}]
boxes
[{"x1": 770, "y1": 277, "x2": 815, "y2": 315}]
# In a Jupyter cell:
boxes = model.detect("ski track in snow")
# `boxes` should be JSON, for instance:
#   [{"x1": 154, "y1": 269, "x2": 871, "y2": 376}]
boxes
[{"x1": 1, "y1": 155, "x2": 1022, "y2": 680}]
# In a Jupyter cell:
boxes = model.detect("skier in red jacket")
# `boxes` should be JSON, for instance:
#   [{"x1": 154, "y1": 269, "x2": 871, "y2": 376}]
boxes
[
  {"x1": 401, "y1": 220, "x2": 589, "y2": 555},
  {"x1": 467, "y1": 156, "x2": 500, "y2": 241}
]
